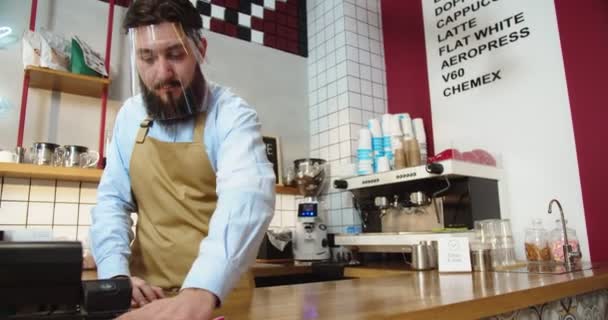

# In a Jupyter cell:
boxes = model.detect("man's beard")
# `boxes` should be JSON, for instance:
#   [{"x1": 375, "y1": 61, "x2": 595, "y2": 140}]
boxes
[{"x1": 140, "y1": 68, "x2": 206, "y2": 122}]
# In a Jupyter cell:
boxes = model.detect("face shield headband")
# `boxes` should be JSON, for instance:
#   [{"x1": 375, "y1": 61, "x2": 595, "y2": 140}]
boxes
[{"x1": 128, "y1": 22, "x2": 207, "y2": 121}]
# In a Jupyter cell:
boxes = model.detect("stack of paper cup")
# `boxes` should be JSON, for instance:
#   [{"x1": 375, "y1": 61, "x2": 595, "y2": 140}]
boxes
[
  {"x1": 381, "y1": 114, "x2": 393, "y2": 168},
  {"x1": 389, "y1": 115, "x2": 403, "y2": 145},
  {"x1": 368, "y1": 118, "x2": 384, "y2": 172},
  {"x1": 397, "y1": 113, "x2": 415, "y2": 139},
  {"x1": 389, "y1": 115, "x2": 405, "y2": 169},
  {"x1": 404, "y1": 137, "x2": 421, "y2": 166},
  {"x1": 412, "y1": 118, "x2": 427, "y2": 164},
  {"x1": 357, "y1": 128, "x2": 374, "y2": 175},
  {"x1": 376, "y1": 156, "x2": 390, "y2": 173}
]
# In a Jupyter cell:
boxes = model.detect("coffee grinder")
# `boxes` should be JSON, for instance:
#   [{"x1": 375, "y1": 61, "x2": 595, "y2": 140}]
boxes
[{"x1": 292, "y1": 158, "x2": 330, "y2": 262}]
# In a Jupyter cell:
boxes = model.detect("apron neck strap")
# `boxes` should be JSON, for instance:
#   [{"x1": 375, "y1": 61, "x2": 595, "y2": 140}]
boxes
[
  {"x1": 136, "y1": 113, "x2": 206, "y2": 144},
  {"x1": 192, "y1": 112, "x2": 206, "y2": 143},
  {"x1": 136, "y1": 118, "x2": 153, "y2": 144}
]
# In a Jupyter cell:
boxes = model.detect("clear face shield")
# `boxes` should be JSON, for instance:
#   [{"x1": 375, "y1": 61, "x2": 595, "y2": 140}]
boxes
[{"x1": 128, "y1": 22, "x2": 207, "y2": 121}]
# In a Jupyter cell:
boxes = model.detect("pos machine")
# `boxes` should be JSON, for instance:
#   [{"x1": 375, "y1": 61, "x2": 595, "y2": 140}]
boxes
[{"x1": 0, "y1": 241, "x2": 131, "y2": 319}]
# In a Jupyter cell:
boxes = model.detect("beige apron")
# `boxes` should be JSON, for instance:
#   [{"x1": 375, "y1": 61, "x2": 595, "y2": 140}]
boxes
[{"x1": 129, "y1": 112, "x2": 217, "y2": 292}]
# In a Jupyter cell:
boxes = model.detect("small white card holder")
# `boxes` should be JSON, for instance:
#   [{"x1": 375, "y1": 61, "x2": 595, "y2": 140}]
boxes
[{"x1": 438, "y1": 237, "x2": 472, "y2": 272}]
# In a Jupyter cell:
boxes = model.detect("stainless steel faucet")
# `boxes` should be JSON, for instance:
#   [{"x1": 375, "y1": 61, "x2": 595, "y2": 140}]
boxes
[{"x1": 547, "y1": 199, "x2": 581, "y2": 270}]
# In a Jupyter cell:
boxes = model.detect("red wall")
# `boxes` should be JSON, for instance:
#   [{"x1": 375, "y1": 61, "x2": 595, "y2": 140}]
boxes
[
  {"x1": 381, "y1": 0, "x2": 608, "y2": 262},
  {"x1": 554, "y1": 0, "x2": 608, "y2": 262},
  {"x1": 381, "y1": 0, "x2": 434, "y2": 156}
]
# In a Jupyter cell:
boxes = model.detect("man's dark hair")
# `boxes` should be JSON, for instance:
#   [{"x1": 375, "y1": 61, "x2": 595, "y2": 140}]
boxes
[{"x1": 123, "y1": 0, "x2": 202, "y2": 34}]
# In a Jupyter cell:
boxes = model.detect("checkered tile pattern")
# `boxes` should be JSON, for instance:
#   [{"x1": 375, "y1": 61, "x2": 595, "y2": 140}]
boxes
[{"x1": 196, "y1": 0, "x2": 308, "y2": 57}]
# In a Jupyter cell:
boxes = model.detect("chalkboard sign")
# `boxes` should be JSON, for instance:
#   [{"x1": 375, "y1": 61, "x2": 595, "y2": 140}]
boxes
[{"x1": 262, "y1": 136, "x2": 282, "y2": 185}]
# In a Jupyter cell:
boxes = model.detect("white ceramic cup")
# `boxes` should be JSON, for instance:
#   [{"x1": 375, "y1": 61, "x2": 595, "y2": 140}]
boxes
[{"x1": 0, "y1": 150, "x2": 18, "y2": 163}]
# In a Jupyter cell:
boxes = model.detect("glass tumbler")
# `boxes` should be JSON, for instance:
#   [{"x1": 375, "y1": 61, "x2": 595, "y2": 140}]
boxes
[{"x1": 496, "y1": 219, "x2": 517, "y2": 266}]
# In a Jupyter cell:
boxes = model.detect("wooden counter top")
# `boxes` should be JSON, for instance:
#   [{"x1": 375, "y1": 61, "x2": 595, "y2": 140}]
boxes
[
  {"x1": 213, "y1": 266, "x2": 608, "y2": 320},
  {"x1": 82, "y1": 263, "x2": 608, "y2": 319},
  {"x1": 344, "y1": 262, "x2": 416, "y2": 278},
  {"x1": 251, "y1": 262, "x2": 312, "y2": 277},
  {"x1": 81, "y1": 262, "x2": 312, "y2": 281}
]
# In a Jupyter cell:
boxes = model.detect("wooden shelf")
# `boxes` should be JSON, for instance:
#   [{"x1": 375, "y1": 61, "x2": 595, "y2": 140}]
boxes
[
  {"x1": 0, "y1": 163, "x2": 102, "y2": 182},
  {"x1": 0, "y1": 163, "x2": 301, "y2": 195},
  {"x1": 275, "y1": 185, "x2": 299, "y2": 195},
  {"x1": 25, "y1": 65, "x2": 110, "y2": 98}
]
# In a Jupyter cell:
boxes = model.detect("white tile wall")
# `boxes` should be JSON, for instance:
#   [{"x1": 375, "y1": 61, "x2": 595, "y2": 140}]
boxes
[
  {"x1": 307, "y1": 0, "x2": 386, "y2": 232},
  {"x1": 0, "y1": 201, "x2": 28, "y2": 224},
  {"x1": 77, "y1": 226, "x2": 90, "y2": 244},
  {"x1": 56, "y1": 181, "x2": 80, "y2": 203},
  {"x1": 0, "y1": 178, "x2": 96, "y2": 243},
  {"x1": 282, "y1": 195, "x2": 296, "y2": 211},
  {"x1": 3, "y1": 178, "x2": 300, "y2": 244},
  {"x1": 327, "y1": 97, "x2": 338, "y2": 113},
  {"x1": 53, "y1": 225, "x2": 77, "y2": 240},
  {"x1": 329, "y1": 127, "x2": 340, "y2": 144},
  {"x1": 29, "y1": 179, "x2": 55, "y2": 202},
  {"x1": 27, "y1": 225, "x2": 52, "y2": 231},
  {"x1": 339, "y1": 109, "x2": 349, "y2": 126},
  {"x1": 329, "y1": 144, "x2": 340, "y2": 161},
  {"x1": 342, "y1": 208, "x2": 354, "y2": 225},
  {"x1": 349, "y1": 92, "x2": 362, "y2": 108},
  {"x1": 266, "y1": 194, "x2": 299, "y2": 232},
  {"x1": 349, "y1": 108, "x2": 362, "y2": 124},
  {"x1": 339, "y1": 124, "x2": 350, "y2": 140},
  {"x1": 320, "y1": 131, "x2": 329, "y2": 147},
  {"x1": 54, "y1": 203, "x2": 79, "y2": 225},
  {"x1": 281, "y1": 210, "x2": 296, "y2": 228},
  {"x1": 270, "y1": 210, "x2": 282, "y2": 228},
  {"x1": 27, "y1": 202, "x2": 54, "y2": 225},
  {"x1": 80, "y1": 182, "x2": 98, "y2": 203},
  {"x1": 341, "y1": 191, "x2": 353, "y2": 208},
  {"x1": 2, "y1": 178, "x2": 30, "y2": 201},
  {"x1": 340, "y1": 140, "x2": 351, "y2": 157},
  {"x1": 329, "y1": 209, "x2": 341, "y2": 226},
  {"x1": 362, "y1": 95, "x2": 373, "y2": 112}
]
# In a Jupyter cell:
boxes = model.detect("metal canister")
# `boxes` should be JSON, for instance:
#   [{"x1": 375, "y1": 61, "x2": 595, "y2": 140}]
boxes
[
  {"x1": 470, "y1": 249, "x2": 493, "y2": 271},
  {"x1": 411, "y1": 241, "x2": 432, "y2": 270},
  {"x1": 427, "y1": 240, "x2": 438, "y2": 269},
  {"x1": 31, "y1": 142, "x2": 60, "y2": 166},
  {"x1": 14, "y1": 147, "x2": 25, "y2": 163}
]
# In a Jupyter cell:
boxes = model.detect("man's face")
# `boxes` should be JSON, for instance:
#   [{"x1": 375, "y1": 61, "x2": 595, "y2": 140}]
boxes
[{"x1": 133, "y1": 22, "x2": 205, "y2": 120}]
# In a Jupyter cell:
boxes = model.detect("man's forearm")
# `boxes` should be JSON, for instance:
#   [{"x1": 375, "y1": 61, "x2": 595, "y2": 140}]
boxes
[{"x1": 90, "y1": 205, "x2": 134, "y2": 279}]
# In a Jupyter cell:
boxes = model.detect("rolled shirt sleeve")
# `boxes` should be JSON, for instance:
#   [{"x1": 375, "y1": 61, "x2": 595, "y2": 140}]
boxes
[
  {"x1": 90, "y1": 102, "x2": 137, "y2": 280},
  {"x1": 181, "y1": 96, "x2": 276, "y2": 303}
]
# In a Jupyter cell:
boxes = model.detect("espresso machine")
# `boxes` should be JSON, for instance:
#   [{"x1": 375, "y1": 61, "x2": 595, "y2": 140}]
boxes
[
  {"x1": 333, "y1": 160, "x2": 503, "y2": 253},
  {"x1": 292, "y1": 158, "x2": 331, "y2": 262}
]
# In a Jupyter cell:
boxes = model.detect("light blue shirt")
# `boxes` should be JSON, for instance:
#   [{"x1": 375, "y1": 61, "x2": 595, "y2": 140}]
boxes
[{"x1": 90, "y1": 83, "x2": 276, "y2": 303}]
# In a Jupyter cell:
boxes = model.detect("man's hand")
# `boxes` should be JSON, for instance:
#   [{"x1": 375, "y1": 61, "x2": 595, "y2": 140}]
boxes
[
  {"x1": 117, "y1": 288, "x2": 217, "y2": 320},
  {"x1": 129, "y1": 276, "x2": 165, "y2": 308}
]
